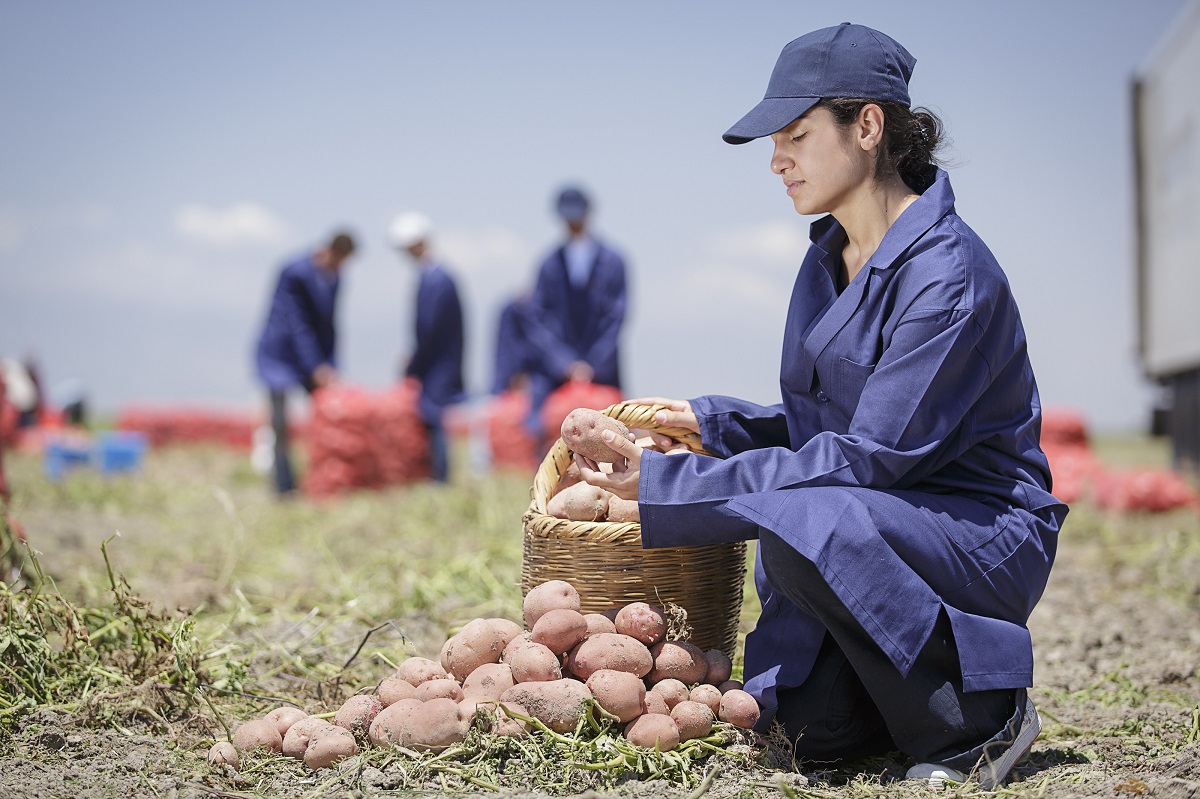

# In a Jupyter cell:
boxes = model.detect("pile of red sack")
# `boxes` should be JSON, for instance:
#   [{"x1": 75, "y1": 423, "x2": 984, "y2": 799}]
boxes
[
  {"x1": 303, "y1": 382, "x2": 429, "y2": 498},
  {"x1": 486, "y1": 389, "x2": 538, "y2": 472},
  {"x1": 539, "y1": 380, "x2": 623, "y2": 446},
  {"x1": 115, "y1": 406, "x2": 261, "y2": 449}
]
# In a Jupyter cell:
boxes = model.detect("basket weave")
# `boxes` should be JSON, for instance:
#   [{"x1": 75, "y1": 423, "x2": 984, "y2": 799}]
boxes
[{"x1": 521, "y1": 402, "x2": 746, "y2": 657}]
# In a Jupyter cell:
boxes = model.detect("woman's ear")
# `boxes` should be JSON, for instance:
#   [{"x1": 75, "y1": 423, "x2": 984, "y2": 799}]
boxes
[{"x1": 857, "y1": 104, "x2": 886, "y2": 152}]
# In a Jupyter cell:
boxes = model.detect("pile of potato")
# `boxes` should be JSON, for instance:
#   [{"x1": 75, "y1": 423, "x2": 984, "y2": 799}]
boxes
[{"x1": 210, "y1": 579, "x2": 761, "y2": 771}]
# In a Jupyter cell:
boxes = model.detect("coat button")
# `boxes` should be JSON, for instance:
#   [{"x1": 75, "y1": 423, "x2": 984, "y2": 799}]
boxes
[{"x1": 816, "y1": 390, "x2": 829, "y2": 403}]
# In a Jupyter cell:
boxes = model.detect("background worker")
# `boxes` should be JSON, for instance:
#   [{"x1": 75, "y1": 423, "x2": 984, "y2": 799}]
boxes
[
  {"x1": 390, "y1": 212, "x2": 465, "y2": 483},
  {"x1": 491, "y1": 292, "x2": 533, "y2": 395},
  {"x1": 254, "y1": 231, "x2": 356, "y2": 495},
  {"x1": 522, "y1": 186, "x2": 629, "y2": 440}
]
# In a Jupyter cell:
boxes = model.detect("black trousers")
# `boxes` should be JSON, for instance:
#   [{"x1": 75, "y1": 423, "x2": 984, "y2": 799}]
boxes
[
  {"x1": 760, "y1": 530, "x2": 1017, "y2": 770},
  {"x1": 270, "y1": 391, "x2": 296, "y2": 495}
]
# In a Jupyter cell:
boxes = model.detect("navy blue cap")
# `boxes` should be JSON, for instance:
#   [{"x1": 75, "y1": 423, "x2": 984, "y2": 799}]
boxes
[
  {"x1": 723, "y1": 23, "x2": 916, "y2": 145},
  {"x1": 555, "y1": 186, "x2": 590, "y2": 221}
]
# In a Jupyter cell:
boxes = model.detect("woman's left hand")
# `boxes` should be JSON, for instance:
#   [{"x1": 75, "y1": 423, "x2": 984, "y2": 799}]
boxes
[{"x1": 576, "y1": 429, "x2": 642, "y2": 501}]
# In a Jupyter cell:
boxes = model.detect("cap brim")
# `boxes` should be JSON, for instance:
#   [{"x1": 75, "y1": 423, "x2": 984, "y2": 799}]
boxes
[{"x1": 722, "y1": 96, "x2": 821, "y2": 144}]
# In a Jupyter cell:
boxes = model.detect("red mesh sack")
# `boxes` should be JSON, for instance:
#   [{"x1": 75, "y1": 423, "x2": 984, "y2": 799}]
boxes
[
  {"x1": 1093, "y1": 467, "x2": 1196, "y2": 513},
  {"x1": 539, "y1": 380, "x2": 623, "y2": 443},
  {"x1": 1040, "y1": 408, "x2": 1089, "y2": 449},
  {"x1": 1042, "y1": 442, "x2": 1103, "y2": 505},
  {"x1": 488, "y1": 389, "x2": 537, "y2": 471}
]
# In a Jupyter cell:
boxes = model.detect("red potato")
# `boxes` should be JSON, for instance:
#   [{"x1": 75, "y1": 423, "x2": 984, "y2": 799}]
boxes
[
  {"x1": 376, "y1": 675, "x2": 417, "y2": 707},
  {"x1": 606, "y1": 496, "x2": 640, "y2": 522},
  {"x1": 624, "y1": 713, "x2": 680, "y2": 751},
  {"x1": 334, "y1": 695, "x2": 381, "y2": 738},
  {"x1": 582, "y1": 613, "x2": 617, "y2": 637},
  {"x1": 282, "y1": 717, "x2": 331, "y2": 759},
  {"x1": 567, "y1": 633, "x2": 654, "y2": 680},
  {"x1": 718, "y1": 689, "x2": 762, "y2": 729},
  {"x1": 461, "y1": 662, "x2": 516, "y2": 702},
  {"x1": 304, "y1": 724, "x2": 358, "y2": 769},
  {"x1": 689, "y1": 684, "x2": 722, "y2": 716},
  {"x1": 395, "y1": 656, "x2": 448, "y2": 686},
  {"x1": 206, "y1": 741, "x2": 239, "y2": 767},
  {"x1": 413, "y1": 678, "x2": 464, "y2": 703},
  {"x1": 499, "y1": 679, "x2": 593, "y2": 734},
  {"x1": 443, "y1": 617, "x2": 509, "y2": 681},
  {"x1": 717, "y1": 679, "x2": 744, "y2": 693},
  {"x1": 557, "y1": 461, "x2": 583, "y2": 492},
  {"x1": 486, "y1": 617, "x2": 524, "y2": 650},
  {"x1": 531, "y1": 608, "x2": 589, "y2": 655},
  {"x1": 671, "y1": 700, "x2": 716, "y2": 742},
  {"x1": 648, "y1": 640, "x2": 709, "y2": 686},
  {"x1": 459, "y1": 699, "x2": 529, "y2": 738},
  {"x1": 523, "y1": 580, "x2": 582, "y2": 629},
  {"x1": 650, "y1": 678, "x2": 690, "y2": 710},
  {"x1": 614, "y1": 602, "x2": 667, "y2": 646},
  {"x1": 263, "y1": 706, "x2": 308, "y2": 738},
  {"x1": 368, "y1": 698, "x2": 423, "y2": 747},
  {"x1": 560, "y1": 408, "x2": 631, "y2": 463},
  {"x1": 585, "y1": 669, "x2": 646, "y2": 723},
  {"x1": 547, "y1": 482, "x2": 610, "y2": 522},
  {"x1": 232, "y1": 718, "x2": 283, "y2": 753},
  {"x1": 408, "y1": 697, "x2": 471, "y2": 752},
  {"x1": 702, "y1": 649, "x2": 734, "y2": 686},
  {"x1": 641, "y1": 691, "x2": 670, "y2": 716},
  {"x1": 507, "y1": 640, "x2": 563, "y2": 683}
]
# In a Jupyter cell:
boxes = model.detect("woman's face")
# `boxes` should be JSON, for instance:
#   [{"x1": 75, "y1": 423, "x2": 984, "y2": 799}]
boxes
[{"x1": 769, "y1": 107, "x2": 874, "y2": 217}]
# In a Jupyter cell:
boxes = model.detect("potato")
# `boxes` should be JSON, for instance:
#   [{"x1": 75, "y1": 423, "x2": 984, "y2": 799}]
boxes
[
  {"x1": 641, "y1": 690, "x2": 669, "y2": 716},
  {"x1": 395, "y1": 656, "x2": 448, "y2": 686},
  {"x1": 689, "y1": 684, "x2": 722, "y2": 716},
  {"x1": 702, "y1": 649, "x2": 733, "y2": 686},
  {"x1": 614, "y1": 602, "x2": 667, "y2": 646},
  {"x1": 486, "y1": 617, "x2": 524, "y2": 650},
  {"x1": 281, "y1": 717, "x2": 330, "y2": 759},
  {"x1": 531, "y1": 608, "x2": 589, "y2": 655},
  {"x1": 376, "y1": 675, "x2": 417, "y2": 707},
  {"x1": 206, "y1": 741, "x2": 239, "y2": 767},
  {"x1": 334, "y1": 694, "x2": 381, "y2": 738},
  {"x1": 567, "y1": 633, "x2": 653, "y2": 680},
  {"x1": 461, "y1": 662, "x2": 516, "y2": 702},
  {"x1": 523, "y1": 580, "x2": 582, "y2": 629},
  {"x1": 671, "y1": 700, "x2": 715, "y2": 742},
  {"x1": 648, "y1": 640, "x2": 708, "y2": 685},
  {"x1": 408, "y1": 697, "x2": 471, "y2": 752},
  {"x1": 304, "y1": 724, "x2": 358, "y2": 770},
  {"x1": 560, "y1": 408, "x2": 630, "y2": 463},
  {"x1": 443, "y1": 617, "x2": 508, "y2": 681},
  {"x1": 718, "y1": 689, "x2": 762, "y2": 729},
  {"x1": 499, "y1": 679, "x2": 593, "y2": 734},
  {"x1": 624, "y1": 713, "x2": 680, "y2": 751},
  {"x1": 557, "y1": 461, "x2": 583, "y2": 492},
  {"x1": 368, "y1": 698, "x2": 423, "y2": 747},
  {"x1": 263, "y1": 706, "x2": 308, "y2": 738},
  {"x1": 232, "y1": 718, "x2": 283, "y2": 753},
  {"x1": 717, "y1": 679, "x2": 744, "y2": 693},
  {"x1": 607, "y1": 496, "x2": 640, "y2": 522},
  {"x1": 585, "y1": 669, "x2": 646, "y2": 723},
  {"x1": 507, "y1": 641, "x2": 563, "y2": 683},
  {"x1": 461, "y1": 700, "x2": 529, "y2": 738},
  {"x1": 582, "y1": 613, "x2": 617, "y2": 637},
  {"x1": 413, "y1": 678, "x2": 464, "y2": 702},
  {"x1": 547, "y1": 481, "x2": 610, "y2": 521},
  {"x1": 650, "y1": 678, "x2": 690, "y2": 709}
]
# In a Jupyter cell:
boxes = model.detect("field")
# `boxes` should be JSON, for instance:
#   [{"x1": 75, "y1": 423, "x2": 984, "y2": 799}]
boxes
[{"x1": 1, "y1": 435, "x2": 1198, "y2": 798}]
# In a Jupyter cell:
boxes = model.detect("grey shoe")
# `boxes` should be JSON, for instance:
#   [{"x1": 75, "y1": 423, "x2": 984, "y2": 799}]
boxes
[{"x1": 906, "y1": 693, "x2": 1041, "y2": 790}]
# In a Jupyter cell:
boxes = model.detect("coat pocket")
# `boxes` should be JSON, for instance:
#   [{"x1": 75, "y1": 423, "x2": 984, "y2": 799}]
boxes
[{"x1": 835, "y1": 357, "x2": 876, "y2": 411}]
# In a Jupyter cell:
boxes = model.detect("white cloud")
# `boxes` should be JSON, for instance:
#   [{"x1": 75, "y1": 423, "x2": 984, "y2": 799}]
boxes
[
  {"x1": 0, "y1": 206, "x2": 23, "y2": 253},
  {"x1": 709, "y1": 219, "x2": 810, "y2": 267},
  {"x1": 175, "y1": 202, "x2": 288, "y2": 247}
]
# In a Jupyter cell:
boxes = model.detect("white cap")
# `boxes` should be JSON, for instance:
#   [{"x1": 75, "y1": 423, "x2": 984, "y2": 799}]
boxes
[{"x1": 388, "y1": 212, "x2": 433, "y2": 249}]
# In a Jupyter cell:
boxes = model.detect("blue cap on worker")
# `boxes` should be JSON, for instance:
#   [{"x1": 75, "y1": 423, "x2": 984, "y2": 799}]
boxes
[
  {"x1": 723, "y1": 22, "x2": 917, "y2": 144},
  {"x1": 555, "y1": 186, "x2": 591, "y2": 222}
]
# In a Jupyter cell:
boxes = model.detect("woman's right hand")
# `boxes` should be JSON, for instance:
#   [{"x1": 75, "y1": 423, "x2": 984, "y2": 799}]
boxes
[{"x1": 629, "y1": 397, "x2": 699, "y2": 443}]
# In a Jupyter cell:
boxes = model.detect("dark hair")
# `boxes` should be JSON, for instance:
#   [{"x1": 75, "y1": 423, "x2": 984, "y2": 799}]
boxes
[
  {"x1": 328, "y1": 231, "x2": 356, "y2": 256},
  {"x1": 817, "y1": 99, "x2": 943, "y2": 194}
]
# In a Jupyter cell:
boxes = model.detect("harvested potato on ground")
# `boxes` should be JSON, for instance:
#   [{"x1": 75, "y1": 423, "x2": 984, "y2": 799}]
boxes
[
  {"x1": 671, "y1": 700, "x2": 716, "y2": 741},
  {"x1": 582, "y1": 613, "x2": 617, "y2": 637},
  {"x1": 460, "y1": 699, "x2": 529, "y2": 738},
  {"x1": 263, "y1": 706, "x2": 308, "y2": 737},
  {"x1": 500, "y1": 679, "x2": 593, "y2": 734},
  {"x1": 718, "y1": 689, "x2": 762, "y2": 729},
  {"x1": 444, "y1": 617, "x2": 509, "y2": 681},
  {"x1": 282, "y1": 717, "x2": 331, "y2": 759},
  {"x1": 650, "y1": 678, "x2": 690, "y2": 709},
  {"x1": 561, "y1": 408, "x2": 631, "y2": 463},
  {"x1": 507, "y1": 640, "x2": 563, "y2": 683},
  {"x1": 414, "y1": 678, "x2": 464, "y2": 703},
  {"x1": 585, "y1": 669, "x2": 646, "y2": 723},
  {"x1": 304, "y1": 724, "x2": 358, "y2": 770},
  {"x1": 232, "y1": 718, "x2": 283, "y2": 753},
  {"x1": 531, "y1": 607, "x2": 589, "y2": 655},
  {"x1": 689, "y1": 684, "x2": 722, "y2": 716},
  {"x1": 614, "y1": 602, "x2": 667, "y2": 645},
  {"x1": 407, "y1": 698, "x2": 471, "y2": 752},
  {"x1": 395, "y1": 656, "x2": 448, "y2": 686},
  {"x1": 624, "y1": 713, "x2": 680, "y2": 751},
  {"x1": 641, "y1": 691, "x2": 670, "y2": 716},
  {"x1": 376, "y1": 675, "x2": 417, "y2": 707},
  {"x1": 368, "y1": 698, "x2": 423, "y2": 747},
  {"x1": 718, "y1": 679, "x2": 744, "y2": 693},
  {"x1": 606, "y1": 496, "x2": 640, "y2": 522},
  {"x1": 648, "y1": 640, "x2": 709, "y2": 685},
  {"x1": 207, "y1": 741, "x2": 239, "y2": 767},
  {"x1": 547, "y1": 481, "x2": 610, "y2": 521},
  {"x1": 334, "y1": 695, "x2": 381, "y2": 738},
  {"x1": 703, "y1": 649, "x2": 734, "y2": 686},
  {"x1": 523, "y1": 580, "x2": 582, "y2": 629},
  {"x1": 567, "y1": 633, "x2": 654, "y2": 680},
  {"x1": 486, "y1": 617, "x2": 524, "y2": 650},
  {"x1": 462, "y1": 662, "x2": 516, "y2": 702}
]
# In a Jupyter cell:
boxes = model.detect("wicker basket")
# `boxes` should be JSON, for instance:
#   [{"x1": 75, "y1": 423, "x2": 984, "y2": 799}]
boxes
[{"x1": 521, "y1": 401, "x2": 746, "y2": 657}]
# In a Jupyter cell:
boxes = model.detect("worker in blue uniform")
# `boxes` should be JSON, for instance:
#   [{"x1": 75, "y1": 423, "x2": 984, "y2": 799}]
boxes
[
  {"x1": 576, "y1": 24, "x2": 1066, "y2": 791},
  {"x1": 390, "y1": 212, "x2": 466, "y2": 483},
  {"x1": 491, "y1": 293, "x2": 533, "y2": 395},
  {"x1": 523, "y1": 186, "x2": 628, "y2": 439},
  {"x1": 254, "y1": 231, "x2": 356, "y2": 495}
]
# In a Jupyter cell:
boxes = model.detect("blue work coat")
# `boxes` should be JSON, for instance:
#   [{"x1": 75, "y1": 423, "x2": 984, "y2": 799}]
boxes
[
  {"x1": 255, "y1": 254, "x2": 339, "y2": 392},
  {"x1": 491, "y1": 295, "x2": 533, "y2": 395},
  {"x1": 406, "y1": 263, "x2": 466, "y2": 424},
  {"x1": 524, "y1": 239, "x2": 627, "y2": 392},
  {"x1": 638, "y1": 169, "x2": 1066, "y2": 729}
]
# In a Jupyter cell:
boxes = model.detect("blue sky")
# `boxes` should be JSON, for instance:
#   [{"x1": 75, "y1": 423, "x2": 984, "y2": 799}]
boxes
[{"x1": 0, "y1": 1, "x2": 1190, "y2": 431}]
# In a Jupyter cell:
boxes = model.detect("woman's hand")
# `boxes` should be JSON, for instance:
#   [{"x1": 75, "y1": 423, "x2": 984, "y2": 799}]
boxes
[
  {"x1": 629, "y1": 396, "x2": 698, "y2": 451},
  {"x1": 576, "y1": 430, "x2": 642, "y2": 501}
]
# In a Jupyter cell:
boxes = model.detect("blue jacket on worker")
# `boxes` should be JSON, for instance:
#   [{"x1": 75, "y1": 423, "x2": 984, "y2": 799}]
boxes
[
  {"x1": 255, "y1": 254, "x2": 339, "y2": 393},
  {"x1": 492, "y1": 295, "x2": 533, "y2": 395},
  {"x1": 637, "y1": 169, "x2": 1067, "y2": 729},
  {"x1": 406, "y1": 262, "x2": 465, "y2": 424}
]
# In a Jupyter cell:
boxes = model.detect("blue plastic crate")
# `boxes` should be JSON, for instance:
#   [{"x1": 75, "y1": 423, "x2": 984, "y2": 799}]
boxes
[
  {"x1": 44, "y1": 436, "x2": 92, "y2": 481},
  {"x1": 95, "y1": 431, "x2": 148, "y2": 475}
]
